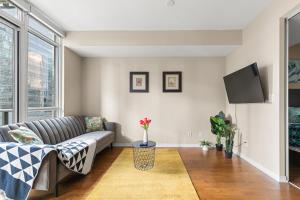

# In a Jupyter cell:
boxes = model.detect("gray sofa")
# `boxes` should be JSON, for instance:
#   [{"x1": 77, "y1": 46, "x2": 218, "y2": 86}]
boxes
[{"x1": 0, "y1": 116, "x2": 115, "y2": 196}]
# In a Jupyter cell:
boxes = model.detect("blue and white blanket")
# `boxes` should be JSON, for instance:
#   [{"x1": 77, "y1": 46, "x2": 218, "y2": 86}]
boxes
[
  {"x1": 0, "y1": 143, "x2": 55, "y2": 200},
  {"x1": 0, "y1": 140, "x2": 96, "y2": 200},
  {"x1": 56, "y1": 140, "x2": 96, "y2": 175}
]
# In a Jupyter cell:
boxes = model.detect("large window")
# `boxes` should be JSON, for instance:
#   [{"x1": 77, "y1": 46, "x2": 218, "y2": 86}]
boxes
[
  {"x1": 0, "y1": 1, "x2": 63, "y2": 124},
  {"x1": 27, "y1": 17, "x2": 61, "y2": 121},
  {"x1": 0, "y1": 21, "x2": 17, "y2": 126}
]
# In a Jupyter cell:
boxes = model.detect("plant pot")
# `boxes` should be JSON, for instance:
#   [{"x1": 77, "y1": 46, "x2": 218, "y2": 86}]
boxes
[
  {"x1": 215, "y1": 144, "x2": 223, "y2": 151},
  {"x1": 225, "y1": 151, "x2": 233, "y2": 159},
  {"x1": 202, "y1": 145, "x2": 209, "y2": 151}
]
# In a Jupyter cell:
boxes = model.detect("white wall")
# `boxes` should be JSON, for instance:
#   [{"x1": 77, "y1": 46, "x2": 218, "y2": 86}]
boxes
[
  {"x1": 64, "y1": 47, "x2": 82, "y2": 115},
  {"x1": 226, "y1": 0, "x2": 300, "y2": 181},
  {"x1": 62, "y1": 0, "x2": 300, "y2": 182},
  {"x1": 81, "y1": 57, "x2": 226, "y2": 145}
]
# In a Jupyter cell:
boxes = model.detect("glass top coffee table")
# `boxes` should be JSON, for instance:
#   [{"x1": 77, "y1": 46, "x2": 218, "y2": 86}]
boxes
[{"x1": 132, "y1": 140, "x2": 156, "y2": 171}]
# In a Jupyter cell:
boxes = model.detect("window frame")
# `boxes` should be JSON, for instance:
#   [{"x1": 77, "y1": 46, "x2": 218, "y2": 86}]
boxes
[
  {"x1": 0, "y1": 1, "x2": 22, "y2": 22},
  {"x1": 0, "y1": 0, "x2": 63, "y2": 124},
  {"x1": 27, "y1": 15, "x2": 62, "y2": 120},
  {"x1": 0, "y1": 17, "x2": 19, "y2": 124}
]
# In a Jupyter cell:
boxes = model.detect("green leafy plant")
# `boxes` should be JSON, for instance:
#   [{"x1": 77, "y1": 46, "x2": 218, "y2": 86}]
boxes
[
  {"x1": 200, "y1": 140, "x2": 212, "y2": 147},
  {"x1": 224, "y1": 126, "x2": 237, "y2": 153},
  {"x1": 210, "y1": 111, "x2": 229, "y2": 145}
]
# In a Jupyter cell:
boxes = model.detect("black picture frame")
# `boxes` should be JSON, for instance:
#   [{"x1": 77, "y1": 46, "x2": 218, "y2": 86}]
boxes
[
  {"x1": 130, "y1": 72, "x2": 149, "y2": 93},
  {"x1": 163, "y1": 71, "x2": 182, "y2": 93}
]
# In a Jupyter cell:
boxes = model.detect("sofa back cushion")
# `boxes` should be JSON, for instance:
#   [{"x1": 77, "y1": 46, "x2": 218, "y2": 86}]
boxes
[{"x1": 0, "y1": 116, "x2": 86, "y2": 144}]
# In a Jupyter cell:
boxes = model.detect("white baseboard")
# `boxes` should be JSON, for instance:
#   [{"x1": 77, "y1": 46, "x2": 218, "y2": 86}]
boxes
[
  {"x1": 280, "y1": 176, "x2": 288, "y2": 183},
  {"x1": 157, "y1": 143, "x2": 199, "y2": 147},
  {"x1": 236, "y1": 152, "x2": 285, "y2": 182},
  {"x1": 113, "y1": 143, "x2": 132, "y2": 147},
  {"x1": 113, "y1": 143, "x2": 199, "y2": 148}
]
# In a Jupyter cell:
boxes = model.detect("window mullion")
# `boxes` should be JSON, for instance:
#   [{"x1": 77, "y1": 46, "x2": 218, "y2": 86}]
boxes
[
  {"x1": 56, "y1": 44, "x2": 63, "y2": 117},
  {"x1": 18, "y1": 12, "x2": 28, "y2": 122},
  {"x1": 13, "y1": 25, "x2": 18, "y2": 122}
]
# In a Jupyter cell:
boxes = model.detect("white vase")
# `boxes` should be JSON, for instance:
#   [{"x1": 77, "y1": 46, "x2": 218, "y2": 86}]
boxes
[
  {"x1": 202, "y1": 145, "x2": 208, "y2": 151},
  {"x1": 143, "y1": 129, "x2": 148, "y2": 144}
]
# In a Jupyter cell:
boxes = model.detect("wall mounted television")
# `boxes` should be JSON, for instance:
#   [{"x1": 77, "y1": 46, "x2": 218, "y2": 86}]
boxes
[{"x1": 223, "y1": 63, "x2": 265, "y2": 104}]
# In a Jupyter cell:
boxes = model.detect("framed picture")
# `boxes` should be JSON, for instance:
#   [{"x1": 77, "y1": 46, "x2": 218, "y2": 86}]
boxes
[
  {"x1": 163, "y1": 71, "x2": 182, "y2": 92},
  {"x1": 130, "y1": 72, "x2": 149, "y2": 93}
]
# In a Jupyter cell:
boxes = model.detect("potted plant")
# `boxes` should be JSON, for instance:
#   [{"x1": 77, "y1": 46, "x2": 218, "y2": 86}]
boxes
[
  {"x1": 210, "y1": 111, "x2": 229, "y2": 151},
  {"x1": 224, "y1": 125, "x2": 237, "y2": 158},
  {"x1": 200, "y1": 140, "x2": 212, "y2": 151}
]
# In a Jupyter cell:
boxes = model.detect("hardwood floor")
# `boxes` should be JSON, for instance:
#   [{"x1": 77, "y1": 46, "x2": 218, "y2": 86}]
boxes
[
  {"x1": 289, "y1": 150, "x2": 300, "y2": 188},
  {"x1": 290, "y1": 165, "x2": 300, "y2": 188},
  {"x1": 178, "y1": 148, "x2": 300, "y2": 200},
  {"x1": 32, "y1": 147, "x2": 300, "y2": 200}
]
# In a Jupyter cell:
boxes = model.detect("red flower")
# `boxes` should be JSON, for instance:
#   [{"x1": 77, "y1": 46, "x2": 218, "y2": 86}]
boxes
[{"x1": 139, "y1": 117, "x2": 151, "y2": 130}]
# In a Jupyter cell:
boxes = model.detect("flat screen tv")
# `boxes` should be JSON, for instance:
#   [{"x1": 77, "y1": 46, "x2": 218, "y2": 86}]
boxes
[{"x1": 223, "y1": 63, "x2": 265, "y2": 104}]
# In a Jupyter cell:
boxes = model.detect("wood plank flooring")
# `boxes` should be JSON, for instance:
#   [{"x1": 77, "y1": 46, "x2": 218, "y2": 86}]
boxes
[
  {"x1": 31, "y1": 147, "x2": 300, "y2": 200},
  {"x1": 179, "y1": 148, "x2": 300, "y2": 200},
  {"x1": 289, "y1": 149, "x2": 300, "y2": 188}
]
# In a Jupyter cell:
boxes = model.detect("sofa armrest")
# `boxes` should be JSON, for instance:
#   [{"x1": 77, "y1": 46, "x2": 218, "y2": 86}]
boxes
[
  {"x1": 32, "y1": 150, "x2": 57, "y2": 192},
  {"x1": 104, "y1": 122, "x2": 116, "y2": 133}
]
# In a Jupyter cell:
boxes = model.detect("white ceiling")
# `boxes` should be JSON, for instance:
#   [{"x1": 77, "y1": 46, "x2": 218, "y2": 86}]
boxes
[
  {"x1": 70, "y1": 45, "x2": 238, "y2": 57},
  {"x1": 30, "y1": 0, "x2": 272, "y2": 31}
]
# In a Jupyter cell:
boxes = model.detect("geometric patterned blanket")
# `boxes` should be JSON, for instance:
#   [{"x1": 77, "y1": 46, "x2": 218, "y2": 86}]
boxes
[
  {"x1": 0, "y1": 143, "x2": 55, "y2": 200},
  {"x1": 56, "y1": 140, "x2": 96, "y2": 174},
  {"x1": 0, "y1": 139, "x2": 96, "y2": 200}
]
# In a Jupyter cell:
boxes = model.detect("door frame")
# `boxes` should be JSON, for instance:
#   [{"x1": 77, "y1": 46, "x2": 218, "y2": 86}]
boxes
[{"x1": 283, "y1": 5, "x2": 300, "y2": 186}]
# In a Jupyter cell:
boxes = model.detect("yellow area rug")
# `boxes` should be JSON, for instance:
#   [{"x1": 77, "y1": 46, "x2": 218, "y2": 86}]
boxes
[{"x1": 87, "y1": 148, "x2": 199, "y2": 200}]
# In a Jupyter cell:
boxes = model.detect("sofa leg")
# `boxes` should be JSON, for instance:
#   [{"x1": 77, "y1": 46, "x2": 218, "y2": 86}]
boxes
[
  {"x1": 55, "y1": 183, "x2": 59, "y2": 197},
  {"x1": 110, "y1": 143, "x2": 113, "y2": 150}
]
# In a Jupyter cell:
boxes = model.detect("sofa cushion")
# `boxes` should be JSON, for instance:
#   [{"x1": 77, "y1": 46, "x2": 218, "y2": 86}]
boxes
[
  {"x1": 59, "y1": 131, "x2": 114, "y2": 153},
  {"x1": 8, "y1": 126, "x2": 44, "y2": 145},
  {"x1": 61, "y1": 131, "x2": 113, "y2": 144},
  {"x1": 23, "y1": 116, "x2": 86, "y2": 144},
  {"x1": 84, "y1": 117, "x2": 104, "y2": 132},
  {"x1": 0, "y1": 116, "x2": 113, "y2": 146}
]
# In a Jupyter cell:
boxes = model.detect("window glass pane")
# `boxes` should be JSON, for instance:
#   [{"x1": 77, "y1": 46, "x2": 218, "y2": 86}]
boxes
[
  {"x1": 29, "y1": 17, "x2": 55, "y2": 41},
  {"x1": 27, "y1": 110, "x2": 56, "y2": 121},
  {"x1": 0, "y1": 1, "x2": 21, "y2": 20},
  {"x1": 0, "y1": 111, "x2": 13, "y2": 125},
  {"x1": 0, "y1": 22, "x2": 15, "y2": 125},
  {"x1": 28, "y1": 33, "x2": 55, "y2": 109}
]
